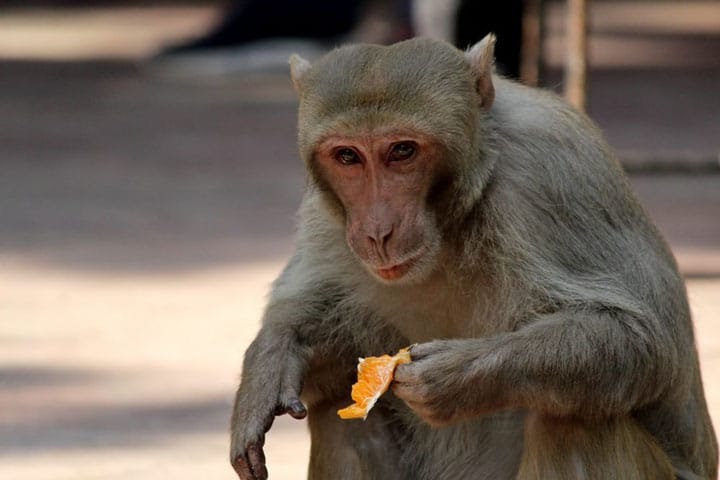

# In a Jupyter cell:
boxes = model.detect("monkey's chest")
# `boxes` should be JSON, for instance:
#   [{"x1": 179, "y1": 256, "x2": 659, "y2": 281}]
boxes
[{"x1": 368, "y1": 287, "x2": 488, "y2": 342}]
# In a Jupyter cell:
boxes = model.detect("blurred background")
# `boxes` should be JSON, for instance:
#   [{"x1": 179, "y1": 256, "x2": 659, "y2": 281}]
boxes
[{"x1": 0, "y1": 1, "x2": 718, "y2": 479}]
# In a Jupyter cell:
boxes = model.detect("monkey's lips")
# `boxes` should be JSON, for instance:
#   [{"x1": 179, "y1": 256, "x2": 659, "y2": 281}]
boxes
[
  {"x1": 375, "y1": 257, "x2": 417, "y2": 281},
  {"x1": 376, "y1": 264, "x2": 411, "y2": 280}
]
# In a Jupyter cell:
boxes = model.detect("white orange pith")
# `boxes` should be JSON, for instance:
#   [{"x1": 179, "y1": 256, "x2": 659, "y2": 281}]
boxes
[{"x1": 337, "y1": 347, "x2": 412, "y2": 420}]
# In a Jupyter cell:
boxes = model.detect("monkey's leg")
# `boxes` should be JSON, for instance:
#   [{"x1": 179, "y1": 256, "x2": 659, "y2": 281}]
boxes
[
  {"x1": 517, "y1": 413, "x2": 675, "y2": 480},
  {"x1": 307, "y1": 401, "x2": 406, "y2": 480}
]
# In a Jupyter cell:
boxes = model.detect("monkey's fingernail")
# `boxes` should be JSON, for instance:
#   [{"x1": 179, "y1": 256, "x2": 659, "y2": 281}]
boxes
[{"x1": 407, "y1": 343, "x2": 419, "y2": 357}]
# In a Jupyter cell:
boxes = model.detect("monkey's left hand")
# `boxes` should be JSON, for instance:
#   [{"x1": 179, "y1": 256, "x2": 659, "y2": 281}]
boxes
[{"x1": 392, "y1": 339, "x2": 504, "y2": 426}]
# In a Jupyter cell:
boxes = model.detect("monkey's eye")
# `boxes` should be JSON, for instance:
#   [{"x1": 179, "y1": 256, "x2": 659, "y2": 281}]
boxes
[
  {"x1": 335, "y1": 148, "x2": 361, "y2": 165},
  {"x1": 389, "y1": 142, "x2": 416, "y2": 162}
]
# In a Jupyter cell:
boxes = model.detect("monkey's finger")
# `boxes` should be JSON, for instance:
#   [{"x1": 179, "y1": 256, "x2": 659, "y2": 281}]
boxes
[
  {"x1": 392, "y1": 367, "x2": 410, "y2": 384},
  {"x1": 400, "y1": 397, "x2": 436, "y2": 421},
  {"x1": 277, "y1": 388, "x2": 308, "y2": 419},
  {"x1": 407, "y1": 341, "x2": 445, "y2": 360},
  {"x1": 400, "y1": 397, "x2": 451, "y2": 426},
  {"x1": 231, "y1": 453, "x2": 255, "y2": 480},
  {"x1": 274, "y1": 399, "x2": 307, "y2": 419},
  {"x1": 390, "y1": 384, "x2": 407, "y2": 401},
  {"x1": 393, "y1": 363, "x2": 421, "y2": 384},
  {"x1": 390, "y1": 381, "x2": 421, "y2": 402},
  {"x1": 247, "y1": 444, "x2": 268, "y2": 480},
  {"x1": 287, "y1": 398, "x2": 307, "y2": 419}
]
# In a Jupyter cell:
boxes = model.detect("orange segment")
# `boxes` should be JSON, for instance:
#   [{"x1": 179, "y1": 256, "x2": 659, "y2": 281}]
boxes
[{"x1": 337, "y1": 347, "x2": 412, "y2": 420}]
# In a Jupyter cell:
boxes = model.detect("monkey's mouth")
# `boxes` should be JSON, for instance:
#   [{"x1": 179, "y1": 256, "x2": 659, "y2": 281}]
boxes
[
  {"x1": 374, "y1": 248, "x2": 425, "y2": 281},
  {"x1": 376, "y1": 261, "x2": 414, "y2": 280}
]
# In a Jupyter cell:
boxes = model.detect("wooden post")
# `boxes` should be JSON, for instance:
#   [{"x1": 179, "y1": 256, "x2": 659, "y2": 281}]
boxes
[
  {"x1": 520, "y1": 0, "x2": 542, "y2": 87},
  {"x1": 564, "y1": 0, "x2": 588, "y2": 111}
]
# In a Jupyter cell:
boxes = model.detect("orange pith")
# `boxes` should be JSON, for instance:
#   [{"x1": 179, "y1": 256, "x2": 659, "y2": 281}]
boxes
[{"x1": 337, "y1": 347, "x2": 412, "y2": 420}]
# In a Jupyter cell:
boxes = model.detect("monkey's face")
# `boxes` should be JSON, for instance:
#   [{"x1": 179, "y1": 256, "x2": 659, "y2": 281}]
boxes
[
  {"x1": 314, "y1": 131, "x2": 444, "y2": 284},
  {"x1": 291, "y1": 38, "x2": 493, "y2": 284}
]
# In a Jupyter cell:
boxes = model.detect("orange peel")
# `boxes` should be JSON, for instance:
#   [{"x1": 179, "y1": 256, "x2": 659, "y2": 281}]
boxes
[{"x1": 337, "y1": 347, "x2": 412, "y2": 420}]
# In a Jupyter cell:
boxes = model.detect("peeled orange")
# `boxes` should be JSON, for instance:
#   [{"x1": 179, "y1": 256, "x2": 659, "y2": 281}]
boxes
[{"x1": 337, "y1": 347, "x2": 412, "y2": 420}]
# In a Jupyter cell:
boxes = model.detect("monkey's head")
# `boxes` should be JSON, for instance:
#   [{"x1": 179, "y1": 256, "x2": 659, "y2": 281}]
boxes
[{"x1": 290, "y1": 36, "x2": 496, "y2": 284}]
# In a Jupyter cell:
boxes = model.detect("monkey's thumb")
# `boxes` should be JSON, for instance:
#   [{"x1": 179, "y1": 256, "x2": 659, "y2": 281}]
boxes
[
  {"x1": 288, "y1": 398, "x2": 307, "y2": 419},
  {"x1": 278, "y1": 389, "x2": 307, "y2": 420}
]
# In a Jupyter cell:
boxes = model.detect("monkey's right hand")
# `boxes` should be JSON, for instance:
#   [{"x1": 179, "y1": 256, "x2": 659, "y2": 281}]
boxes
[{"x1": 230, "y1": 384, "x2": 307, "y2": 480}]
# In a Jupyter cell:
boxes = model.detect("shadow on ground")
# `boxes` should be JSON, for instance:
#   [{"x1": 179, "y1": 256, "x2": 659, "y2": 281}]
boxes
[
  {"x1": 0, "y1": 364, "x2": 302, "y2": 456},
  {"x1": 0, "y1": 366, "x2": 106, "y2": 389},
  {"x1": 1, "y1": 395, "x2": 230, "y2": 455}
]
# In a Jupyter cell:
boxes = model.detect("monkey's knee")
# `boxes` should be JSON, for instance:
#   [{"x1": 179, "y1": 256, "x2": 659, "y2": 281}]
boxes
[{"x1": 517, "y1": 414, "x2": 675, "y2": 480}]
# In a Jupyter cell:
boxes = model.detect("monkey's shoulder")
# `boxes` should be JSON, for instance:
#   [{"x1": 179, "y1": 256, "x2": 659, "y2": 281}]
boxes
[
  {"x1": 491, "y1": 78, "x2": 616, "y2": 176},
  {"x1": 488, "y1": 79, "x2": 639, "y2": 215}
]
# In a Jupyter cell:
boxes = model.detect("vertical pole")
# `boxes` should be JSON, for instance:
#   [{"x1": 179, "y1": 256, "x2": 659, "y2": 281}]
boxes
[
  {"x1": 564, "y1": 0, "x2": 588, "y2": 111},
  {"x1": 520, "y1": 0, "x2": 542, "y2": 87}
]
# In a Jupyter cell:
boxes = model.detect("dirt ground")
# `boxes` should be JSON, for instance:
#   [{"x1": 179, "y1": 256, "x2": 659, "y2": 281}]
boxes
[{"x1": 1, "y1": 4, "x2": 719, "y2": 480}]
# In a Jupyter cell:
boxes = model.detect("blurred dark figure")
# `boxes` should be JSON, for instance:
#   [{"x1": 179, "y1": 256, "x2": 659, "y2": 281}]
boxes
[
  {"x1": 455, "y1": 0, "x2": 523, "y2": 78},
  {"x1": 160, "y1": 0, "x2": 523, "y2": 80},
  {"x1": 164, "y1": 0, "x2": 366, "y2": 55}
]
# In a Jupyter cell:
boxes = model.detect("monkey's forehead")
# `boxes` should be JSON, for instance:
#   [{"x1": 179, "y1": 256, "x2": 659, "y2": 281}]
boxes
[
  {"x1": 293, "y1": 38, "x2": 482, "y2": 162},
  {"x1": 300, "y1": 38, "x2": 475, "y2": 113}
]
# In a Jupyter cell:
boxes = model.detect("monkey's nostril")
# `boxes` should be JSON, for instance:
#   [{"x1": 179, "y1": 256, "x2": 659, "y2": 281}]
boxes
[
  {"x1": 367, "y1": 225, "x2": 393, "y2": 252},
  {"x1": 380, "y1": 227, "x2": 393, "y2": 249}
]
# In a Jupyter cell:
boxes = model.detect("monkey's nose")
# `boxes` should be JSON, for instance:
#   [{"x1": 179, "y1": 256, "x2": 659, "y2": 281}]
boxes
[{"x1": 367, "y1": 224, "x2": 393, "y2": 255}]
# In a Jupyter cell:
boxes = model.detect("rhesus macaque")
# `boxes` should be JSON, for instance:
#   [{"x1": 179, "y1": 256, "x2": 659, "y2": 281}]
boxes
[{"x1": 230, "y1": 35, "x2": 717, "y2": 479}]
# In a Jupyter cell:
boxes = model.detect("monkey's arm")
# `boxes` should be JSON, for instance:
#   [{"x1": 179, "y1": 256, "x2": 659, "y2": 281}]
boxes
[
  {"x1": 230, "y1": 310, "x2": 308, "y2": 479},
  {"x1": 393, "y1": 307, "x2": 684, "y2": 425},
  {"x1": 230, "y1": 256, "x2": 337, "y2": 480}
]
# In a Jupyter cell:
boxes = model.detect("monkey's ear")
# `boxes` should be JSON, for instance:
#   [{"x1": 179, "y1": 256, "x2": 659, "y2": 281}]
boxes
[
  {"x1": 289, "y1": 54, "x2": 311, "y2": 94},
  {"x1": 465, "y1": 33, "x2": 496, "y2": 110}
]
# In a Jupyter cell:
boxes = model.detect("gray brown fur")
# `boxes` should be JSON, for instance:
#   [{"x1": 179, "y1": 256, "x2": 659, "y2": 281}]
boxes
[{"x1": 230, "y1": 37, "x2": 717, "y2": 479}]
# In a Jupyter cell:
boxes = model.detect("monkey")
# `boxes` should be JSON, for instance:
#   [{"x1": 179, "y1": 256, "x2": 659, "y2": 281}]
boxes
[{"x1": 229, "y1": 35, "x2": 718, "y2": 479}]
